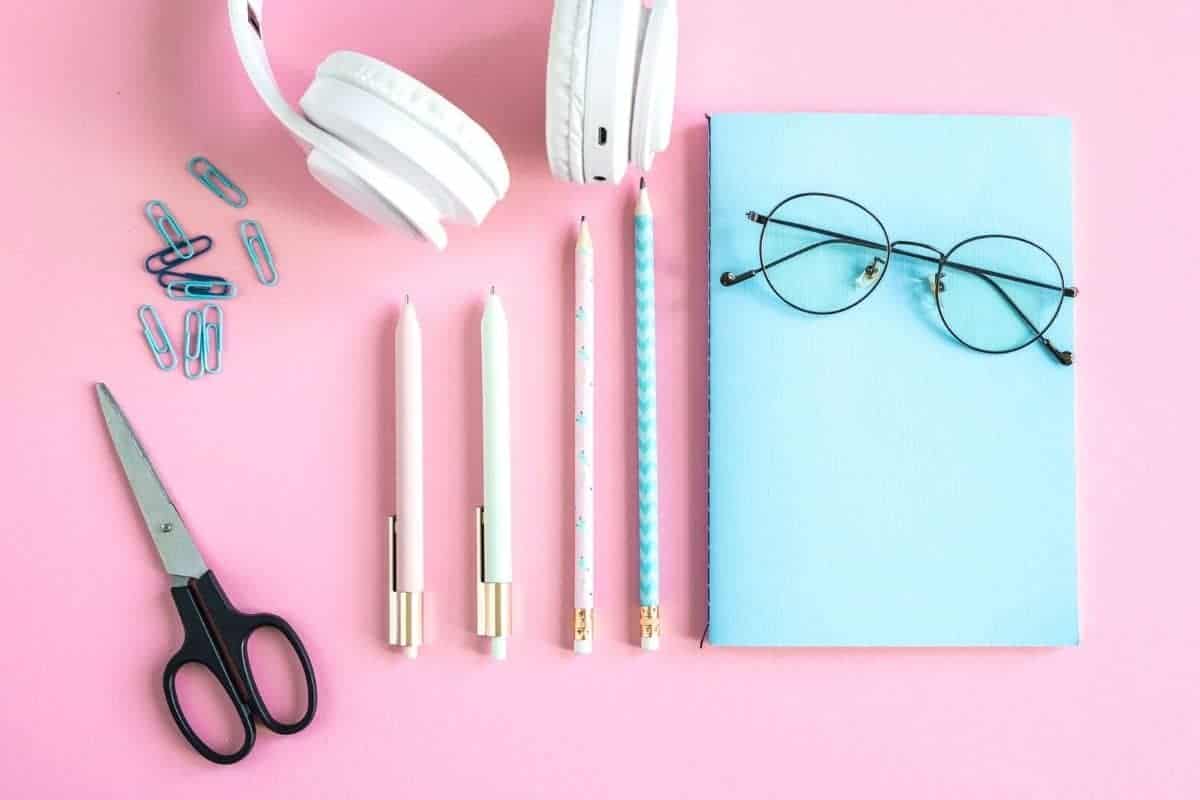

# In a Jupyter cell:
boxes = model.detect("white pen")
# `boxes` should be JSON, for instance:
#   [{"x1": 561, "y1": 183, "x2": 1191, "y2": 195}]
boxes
[
  {"x1": 478, "y1": 288, "x2": 513, "y2": 660},
  {"x1": 389, "y1": 297, "x2": 424, "y2": 656}
]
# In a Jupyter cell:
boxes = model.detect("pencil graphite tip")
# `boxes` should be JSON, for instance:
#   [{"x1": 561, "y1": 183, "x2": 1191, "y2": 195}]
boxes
[
  {"x1": 490, "y1": 285, "x2": 496, "y2": 295},
  {"x1": 405, "y1": 293, "x2": 410, "y2": 305},
  {"x1": 580, "y1": 215, "x2": 586, "y2": 222},
  {"x1": 640, "y1": 176, "x2": 646, "y2": 189}
]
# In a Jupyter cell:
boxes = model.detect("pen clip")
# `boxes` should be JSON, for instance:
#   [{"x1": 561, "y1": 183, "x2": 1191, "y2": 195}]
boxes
[
  {"x1": 475, "y1": 506, "x2": 486, "y2": 636},
  {"x1": 387, "y1": 516, "x2": 399, "y2": 646}
]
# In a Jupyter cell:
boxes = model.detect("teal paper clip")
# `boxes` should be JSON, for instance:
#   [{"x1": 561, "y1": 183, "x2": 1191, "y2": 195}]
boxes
[
  {"x1": 165, "y1": 280, "x2": 237, "y2": 300},
  {"x1": 182, "y1": 309, "x2": 203, "y2": 380},
  {"x1": 188, "y1": 156, "x2": 248, "y2": 208},
  {"x1": 239, "y1": 220, "x2": 278, "y2": 286},
  {"x1": 144, "y1": 200, "x2": 195, "y2": 261},
  {"x1": 138, "y1": 304, "x2": 176, "y2": 371},
  {"x1": 201, "y1": 303, "x2": 224, "y2": 375}
]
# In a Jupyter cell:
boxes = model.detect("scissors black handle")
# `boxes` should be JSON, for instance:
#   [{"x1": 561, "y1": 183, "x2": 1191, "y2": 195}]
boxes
[{"x1": 162, "y1": 571, "x2": 318, "y2": 765}]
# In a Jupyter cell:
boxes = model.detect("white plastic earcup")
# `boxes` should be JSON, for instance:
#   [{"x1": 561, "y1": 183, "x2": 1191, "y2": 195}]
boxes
[
  {"x1": 544, "y1": 0, "x2": 678, "y2": 184},
  {"x1": 581, "y1": 0, "x2": 640, "y2": 185},
  {"x1": 545, "y1": 0, "x2": 593, "y2": 183},
  {"x1": 301, "y1": 52, "x2": 508, "y2": 230},
  {"x1": 631, "y1": 0, "x2": 678, "y2": 171},
  {"x1": 313, "y1": 53, "x2": 509, "y2": 200}
]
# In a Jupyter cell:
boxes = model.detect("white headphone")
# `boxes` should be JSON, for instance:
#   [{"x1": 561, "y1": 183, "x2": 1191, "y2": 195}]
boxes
[
  {"x1": 227, "y1": 0, "x2": 510, "y2": 250},
  {"x1": 228, "y1": 1, "x2": 679, "y2": 247},
  {"x1": 545, "y1": 0, "x2": 678, "y2": 185}
]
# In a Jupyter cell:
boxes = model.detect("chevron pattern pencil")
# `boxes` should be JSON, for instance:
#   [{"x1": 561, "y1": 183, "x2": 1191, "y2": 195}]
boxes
[{"x1": 634, "y1": 177, "x2": 660, "y2": 651}]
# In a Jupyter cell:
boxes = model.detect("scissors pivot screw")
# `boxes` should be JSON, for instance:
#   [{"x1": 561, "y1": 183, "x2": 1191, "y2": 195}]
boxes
[{"x1": 161, "y1": 523, "x2": 174, "y2": 533}]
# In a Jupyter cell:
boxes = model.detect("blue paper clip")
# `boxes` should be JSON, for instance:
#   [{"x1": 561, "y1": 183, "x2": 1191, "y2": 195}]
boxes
[
  {"x1": 144, "y1": 200, "x2": 195, "y2": 261},
  {"x1": 188, "y1": 156, "x2": 248, "y2": 208},
  {"x1": 144, "y1": 235, "x2": 213, "y2": 275},
  {"x1": 201, "y1": 303, "x2": 224, "y2": 375},
  {"x1": 239, "y1": 220, "x2": 278, "y2": 286},
  {"x1": 182, "y1": 309, "x2": 204, "y2": 380},
  {"x1": 138, "y1": 304, "x2": 176, "y2": 371},
  {"x1": 165, "y1": 280, "x2": 237, "y2": 300}
]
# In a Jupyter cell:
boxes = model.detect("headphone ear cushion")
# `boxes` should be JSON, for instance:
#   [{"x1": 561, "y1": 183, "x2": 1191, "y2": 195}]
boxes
[
  {"x1": 318, "y1": 52, "x2": 509, "y2": 199},
  {"x1": 546, "y1": 0, "x2": 592, "y2": 183},
  {"x1": 303, "y1": 51, "x2": 509, "y2": 228}
]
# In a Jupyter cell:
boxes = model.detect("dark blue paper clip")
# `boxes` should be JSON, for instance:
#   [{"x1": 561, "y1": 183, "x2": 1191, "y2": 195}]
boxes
[
  {"x1": 144, "y1": 235, "x2": 213, "y2": 275},
  {"x1": 188, "y1": 156, "x2": 248, "y2": 208},
  {"x1": 144, "y1": 200, "x2": 195, "y2": 261},
  {"x1": 239, "y1": 220, "x2": 278, "y2": 286}
]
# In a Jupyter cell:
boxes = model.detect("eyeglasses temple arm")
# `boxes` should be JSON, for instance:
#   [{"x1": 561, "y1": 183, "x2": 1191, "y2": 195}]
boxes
[
  {"x1": 967, "y1": 272, "x2": 1073, "y2": 366},
  {"x1": 720, "y1": 237, "x2": 852, "y2": 286}
]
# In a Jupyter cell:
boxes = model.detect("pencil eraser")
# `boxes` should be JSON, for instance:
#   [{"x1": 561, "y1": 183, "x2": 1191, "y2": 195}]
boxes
[
  {"x1": 490, "y1": 636, "x2": 508, "y2": 661},
  {"x1": 573, "y1": 639, "x2": 593, "y2": 655},
  {"x1": 641, "y1": 635, "x2": 660, "y2": 651}
]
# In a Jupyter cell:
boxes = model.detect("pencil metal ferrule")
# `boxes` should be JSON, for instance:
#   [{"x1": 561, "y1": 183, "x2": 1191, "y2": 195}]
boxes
[
  {"x1": 573, "y1": 608, "x2": 594, "y2": 644},
  {"x1": 640, "y1": 605, "x2": 661, "y2": 644}
]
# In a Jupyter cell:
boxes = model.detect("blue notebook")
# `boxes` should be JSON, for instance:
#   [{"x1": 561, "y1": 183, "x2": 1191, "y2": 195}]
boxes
[{"x1": 707, "y1": 113, "x2": 1079, "y2": 646}]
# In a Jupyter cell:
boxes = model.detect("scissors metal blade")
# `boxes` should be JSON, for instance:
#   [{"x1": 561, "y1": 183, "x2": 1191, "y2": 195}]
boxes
[{"x1": 95, "y1": 383, "x2": 208, "y2": 583}]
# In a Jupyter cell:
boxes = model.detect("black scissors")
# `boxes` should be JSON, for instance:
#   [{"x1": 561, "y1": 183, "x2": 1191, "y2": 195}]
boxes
[{"x1": 96, "y1": 383, "x2": 317, "y2": 764}]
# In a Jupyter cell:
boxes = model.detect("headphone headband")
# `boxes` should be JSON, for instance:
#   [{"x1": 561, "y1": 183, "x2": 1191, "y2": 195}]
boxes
[{"x1": 227, "y1": 0, "x2": 318, "y2": 147}]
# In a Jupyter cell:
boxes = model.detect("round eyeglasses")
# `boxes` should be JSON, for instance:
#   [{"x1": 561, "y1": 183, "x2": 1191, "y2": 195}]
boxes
[{"x1": 720, "y1": 192, "x2": 1078, "y2": 365}]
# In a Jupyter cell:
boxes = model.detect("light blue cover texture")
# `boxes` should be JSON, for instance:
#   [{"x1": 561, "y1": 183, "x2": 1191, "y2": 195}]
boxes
[{"x1": 708, "y1": 113, "x2": 1078, "y2": 646}]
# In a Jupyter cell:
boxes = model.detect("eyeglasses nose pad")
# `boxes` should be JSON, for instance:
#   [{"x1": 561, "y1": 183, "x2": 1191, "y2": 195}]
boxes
[
  {"x1": 927, "y1": 273, "x2": 946, "y2": 295},
  {"x1": 855, "y1": 257, "x2": 885, "y2": 289}
]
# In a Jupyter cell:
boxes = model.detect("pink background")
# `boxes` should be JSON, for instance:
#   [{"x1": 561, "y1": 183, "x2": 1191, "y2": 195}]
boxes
[{"x1": 3, "y1": 1, "x2": 1199, "y2": 796}]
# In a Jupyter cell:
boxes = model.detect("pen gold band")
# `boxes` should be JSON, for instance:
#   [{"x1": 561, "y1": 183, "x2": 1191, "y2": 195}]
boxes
[
  {"x1": 639, "y1": 606, "x2": 661, "y2": 640},
  {"x1": 477, "y1": 582, "x2": 511, "y2": 637},
  {"x1": 393, "y1": 591, "x2": 423, "y2": 648},
  {"x1": 573, "y1": 608, "x2": 594, "y2": 642}
]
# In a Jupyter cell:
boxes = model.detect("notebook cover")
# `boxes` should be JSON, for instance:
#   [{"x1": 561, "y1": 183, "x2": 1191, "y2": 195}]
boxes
[{"x1": 707, "y1": 113, "x2": 1079, "y2": 646}]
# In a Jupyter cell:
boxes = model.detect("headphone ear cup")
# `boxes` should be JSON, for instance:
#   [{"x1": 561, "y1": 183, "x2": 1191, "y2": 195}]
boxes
[
  {"x1": 299, "y1": 51, "x2": 509, "y2": 247},
  {"x1": 546, "y1": 0, "x2": 593, "y2": 183},
  {"x1": 580, "y1": 0, "x2": 640, "y2": 185},
  {"x1": 631, "y1": 0, "x2": 678, "y2": 172}
]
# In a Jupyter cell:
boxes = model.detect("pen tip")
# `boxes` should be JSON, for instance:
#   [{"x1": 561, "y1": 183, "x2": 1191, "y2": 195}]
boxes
[
  {"x1": 580, "y1": 215, "x2": 586, "y2": 222},
  {"x1": 640, "y1": 176, "x2": 646, "y2": 189},
  {"x1": 490, "y1": 285, "x2": 495, "y2": 295},
  {"x1": 404, "y1": 293, "x2": 410, "y2": 304}
]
